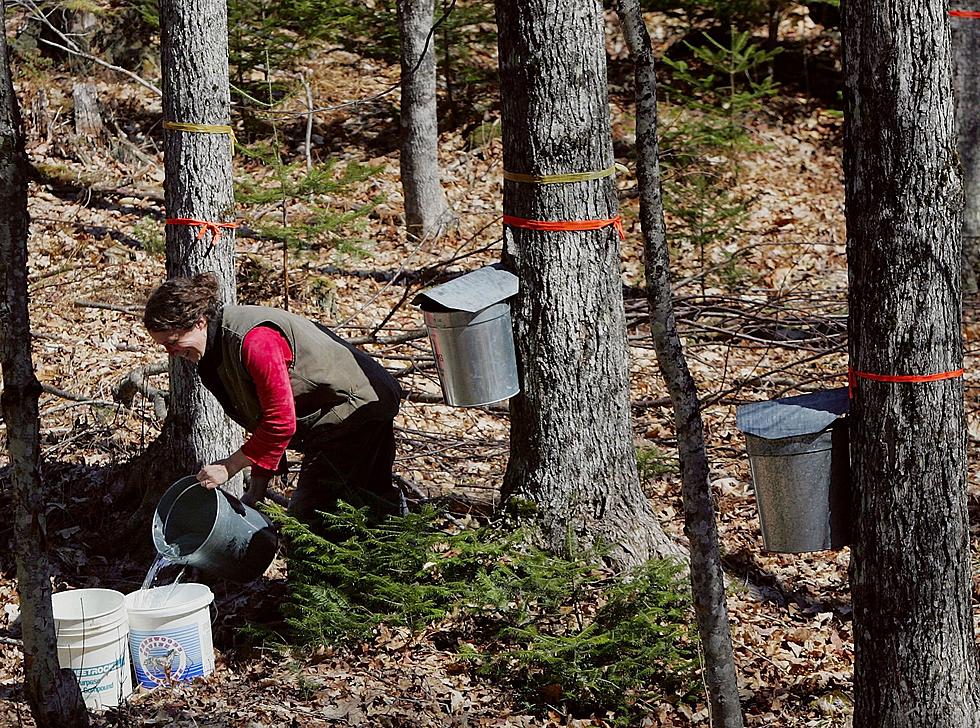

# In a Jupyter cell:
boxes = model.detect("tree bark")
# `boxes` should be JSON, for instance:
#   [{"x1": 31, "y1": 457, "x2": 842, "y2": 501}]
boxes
[
  {"x1": 72, "y1": 82, "x2": 102, "y2": 137},
  {"x1": 160, "y1": 0, "x2": 241, "y2": 483},
  {"x1": 843, "y1": 2, "x2": 980, "y2": 724},
  {"x1": 613, "y1": 3, "x2": 744, "y2": 726},
  {"x1": 495, "y1": 0, "x2": 681, "y2": 569},
  {"x1": 126, "y1": 0, "x2": 243, "y2": 526},
  {"x1": 951, "y1": 0, "x2": 980, "y2": 293},
  {"x1": 0, "y1": 4, "x2": 89, "y2": 724},
  {"x1": 398, "y1": 0, "x2": 453, "y2": 239}
]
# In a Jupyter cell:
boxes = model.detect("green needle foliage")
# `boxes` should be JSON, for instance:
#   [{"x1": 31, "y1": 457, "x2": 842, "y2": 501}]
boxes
[
  {"x1": 655, "y1": 29, "x2": 780, "y2": 291},
  {"x1": 663, "y1": 30, "x2": 781, "y2": 148},
  {"x1": 267, "y1": 503, "x2": 700, "y2": 723},
  {"x1": 235, "y1": 148, "x2": 382, "y2": 253},
  {"x1": 469, "y1": 560, "x2": 699, "y2": 724},
  {"x1": 269, "y1": 502, "x2": 526, "y2": 641},
  {"x1": 637, "y1": 444, "x2": 680, "y2": 480}
]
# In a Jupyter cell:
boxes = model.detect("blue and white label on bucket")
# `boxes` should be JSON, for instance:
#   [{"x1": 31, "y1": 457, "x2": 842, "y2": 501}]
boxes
[
  {"x1": 73, "y1": 656, "x2": 126, "y2": 695},
  {"x1": 130, "y1": 626, "x2": 207, "y2": 687}
]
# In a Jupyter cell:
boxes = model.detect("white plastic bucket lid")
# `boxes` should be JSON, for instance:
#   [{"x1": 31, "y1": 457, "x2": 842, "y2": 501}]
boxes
[{"x1": 52, "y1": 589, "x2": 127, "y2": 635}]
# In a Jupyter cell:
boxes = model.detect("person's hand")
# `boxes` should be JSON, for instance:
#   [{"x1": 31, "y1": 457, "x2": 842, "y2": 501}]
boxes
[
  {"x1": 197, "y1": 450, "x2": 251, "y2": 489},
  {"x1": 197, "y1": 462, "x2": 231, "y2": 489}
]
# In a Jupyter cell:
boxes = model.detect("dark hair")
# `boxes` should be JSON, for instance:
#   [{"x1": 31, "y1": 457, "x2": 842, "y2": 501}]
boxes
[{"x1": 143, "y1": 273, "x2": 221, "y2": 332}]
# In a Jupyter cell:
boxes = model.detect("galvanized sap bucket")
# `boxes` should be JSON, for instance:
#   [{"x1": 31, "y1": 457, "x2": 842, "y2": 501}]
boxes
[
  {"x1": 153, "y1": 476, "x2": 279, "y2": 582},
  {"x1": 414, "y1": 264, "x2": 520, "y2": 407},
  {"x1": 736, "y1": 388, "x2": 851, "y2": 553}
]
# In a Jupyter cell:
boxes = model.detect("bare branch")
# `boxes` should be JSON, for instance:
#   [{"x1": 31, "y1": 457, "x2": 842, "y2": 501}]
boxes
[
  {"x1": 36, "y1": 38, "x2": 161, "y2": 96},
  {"x1": 114, "y1": 361, "x2": 169, "y2": 421},
  {"x1": 40, "y1": 382, "x2": 114, "y2": 406},
  {"x1": 74, "y1": 299, "x2": 142, "y2": 315},
  {"x1": 348, "y1": 328, "x2": 428, "y2": 346},
  {"x1": 14, "y1": 0, "x2": 160, "y2": 95}
]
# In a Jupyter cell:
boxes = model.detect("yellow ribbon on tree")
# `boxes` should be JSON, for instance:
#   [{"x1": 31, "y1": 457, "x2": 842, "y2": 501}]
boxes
[
  {"x1": 163, "y1": 120, "x2": 237, "y2": 148},
  {"x1": 503, "y1": 163, "x2": 627, "y2": 184}
]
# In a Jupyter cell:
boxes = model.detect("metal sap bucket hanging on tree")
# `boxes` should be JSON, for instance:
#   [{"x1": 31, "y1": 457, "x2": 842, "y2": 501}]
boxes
[
  {"x1": 736, "y1": 387, "x2": 851, "y2": 553},
  {"x1": 414, "y1": 264, "x2": 520, "y2": 407}
]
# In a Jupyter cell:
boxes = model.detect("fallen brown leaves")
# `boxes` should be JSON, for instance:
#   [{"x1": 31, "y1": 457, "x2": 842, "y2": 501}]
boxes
[{"x1": 2, "y1": 5, "x2": 979, "y2": 728}]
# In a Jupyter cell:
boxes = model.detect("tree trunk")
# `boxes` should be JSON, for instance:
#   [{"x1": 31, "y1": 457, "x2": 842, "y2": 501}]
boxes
[
  {"x1": 843, "y1": 1, "x2": 980, "y2": 724},
  {"x1": 767, "y1": 0, "x2": 782, "y2": 49},
  {"x1": 0, "y1": 4, "x2": 89, "y2": 724},
  {"x1": 398, "y1": 0, "x2": 453, "y2": 239},
  {"x1": 72, "y1": 82, "x2": 102, "y2": 137},
  {"x1": 127, "y1": 0, "x2": 243, "y2": 526},
  {"x1": 159, "y1": 0, "x2": 240, "y2": 478},
  {"x1": 495, "y1": 0, "x2": 681, "y2": 569},
  {"x1": 613, "y1": 2, "x2": 744, "y2": 725},
  {"x1": 952, "y1": 0, "x2": 980, "y2": 293}
]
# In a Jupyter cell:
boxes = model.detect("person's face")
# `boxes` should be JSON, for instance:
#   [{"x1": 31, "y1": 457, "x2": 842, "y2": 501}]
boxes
[{"x1": 149, "y1": 318, "x2": 208, "y2": 362}]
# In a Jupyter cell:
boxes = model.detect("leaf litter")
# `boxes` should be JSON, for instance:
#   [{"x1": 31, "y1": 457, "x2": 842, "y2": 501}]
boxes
[{"x1": 1, "y1": 7, "x2": 978, "y2": 728}]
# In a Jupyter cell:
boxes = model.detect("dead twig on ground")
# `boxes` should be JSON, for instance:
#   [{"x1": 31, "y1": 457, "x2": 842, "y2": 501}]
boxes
[
  {"x1": 348, "y1": 328, "x2": 427, "y2": 346},
  {"x1": 40, "y1": 382, "x2": 116, "y2": 408},
  {"x1": 74, "y1": 299, "x2": 142, "y2": 315}
]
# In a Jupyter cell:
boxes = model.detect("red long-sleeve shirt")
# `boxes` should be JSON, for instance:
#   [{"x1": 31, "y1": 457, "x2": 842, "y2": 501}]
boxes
[{"x1": 239, "y1": 325, "x2": 296, "y2": 475}]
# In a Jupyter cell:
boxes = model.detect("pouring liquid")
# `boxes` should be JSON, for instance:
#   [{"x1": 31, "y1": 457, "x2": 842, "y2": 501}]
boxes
[{"x1": 136, "y1": 546, "x2": 187, "y2": 609}]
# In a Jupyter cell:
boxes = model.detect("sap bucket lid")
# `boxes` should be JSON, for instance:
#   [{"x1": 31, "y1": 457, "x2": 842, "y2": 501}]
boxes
[
  {"x1": 413, "y1": 263, "x2": 518, "y2": 312},
  {"x1": 736, "y1": 387, "x2": 849, "y2": 440}
]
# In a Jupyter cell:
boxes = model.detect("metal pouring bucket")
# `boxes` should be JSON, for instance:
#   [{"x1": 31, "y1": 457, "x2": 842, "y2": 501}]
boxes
[
  {"x1": 152, "y1": 476, "x2": 278, "y2": 582},
  {"x1": 736, "y1": 388, "x2": 851, "y2": 553}
]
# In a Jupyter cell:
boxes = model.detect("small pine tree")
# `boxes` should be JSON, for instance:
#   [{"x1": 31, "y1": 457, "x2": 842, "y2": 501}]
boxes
[{"x1": 265, "y1": 504, "x2": 700, "y2": 723}]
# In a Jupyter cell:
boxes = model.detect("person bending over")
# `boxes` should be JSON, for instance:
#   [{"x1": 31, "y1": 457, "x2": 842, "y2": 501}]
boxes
[{"x1": 143, "y1": 273, "x2": 404, "y2": 520}]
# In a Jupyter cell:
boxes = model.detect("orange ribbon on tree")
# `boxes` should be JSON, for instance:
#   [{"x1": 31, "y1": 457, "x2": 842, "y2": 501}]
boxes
[
  {"x1": 502, "y1": 214, "x2": 626, "y2": 240},
  {"x1": 847, "y1": 366, "x2": 964, "y2": 398},
  {"x1": 166, "y1": 217, "x2": 239, "y2": 244},
  {"x1": 950, "y1": 9, "x2": 980, "y2": 17}
]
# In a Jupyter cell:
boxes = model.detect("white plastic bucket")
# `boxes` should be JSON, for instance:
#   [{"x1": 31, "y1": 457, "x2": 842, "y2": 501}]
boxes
[
  {"x1": 124, "y1": 583, "x2": 215, "y2": 689},
  {"x1": 51, "y1": 588, "x2": 132, "y2": 710}
]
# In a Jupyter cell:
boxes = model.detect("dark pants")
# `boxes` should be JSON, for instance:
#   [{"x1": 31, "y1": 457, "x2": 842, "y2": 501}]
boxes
[{"x1": 287, "y1": 416, "x2": 402, "y2": 522}]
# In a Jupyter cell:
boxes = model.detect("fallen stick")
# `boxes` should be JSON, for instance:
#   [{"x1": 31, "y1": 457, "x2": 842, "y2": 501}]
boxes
[
  {"x1": 40, "y1": 382, "x2": 115, "y2": 408},
  {"x1": 74, "y1": 299, "x2": 142, "y2": 315}
]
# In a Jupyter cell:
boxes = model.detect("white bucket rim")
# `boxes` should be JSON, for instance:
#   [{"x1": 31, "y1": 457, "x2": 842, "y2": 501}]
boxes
[
  {"x1": 51, "y1": 588, "x2": 126, "y2": 624},
  {"x1": 125, "y1": 583, "x2": 214, "y2": 619}
]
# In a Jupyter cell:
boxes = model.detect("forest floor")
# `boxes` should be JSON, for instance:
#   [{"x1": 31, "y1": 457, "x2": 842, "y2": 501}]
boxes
[{"x1": 1, "y1": 5, "x2": 979, "y2": 728}]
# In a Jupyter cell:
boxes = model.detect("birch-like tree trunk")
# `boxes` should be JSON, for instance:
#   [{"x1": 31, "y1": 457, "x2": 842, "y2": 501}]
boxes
[
  {"x1": 495, "y1": 0, "x2": 680, "y2": 568},
  {"x1": 126, "y1": 0, "x2": 242, "y2": 526},
  {"x1": 952, "y1": 0, "x2": 980, "y2": 292},
  {"x1": 613, "y1": 3, "x2": 743, "y2": 725},
  {"x1": 0, "y1": 4, "x2": 89, "y2": 724},
  {"x1": 398, "y1": 0, "x2": 453, "y2": 239},
  {"x1": 843, "y1": 1, "x2": 980, "y2": 723}
]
